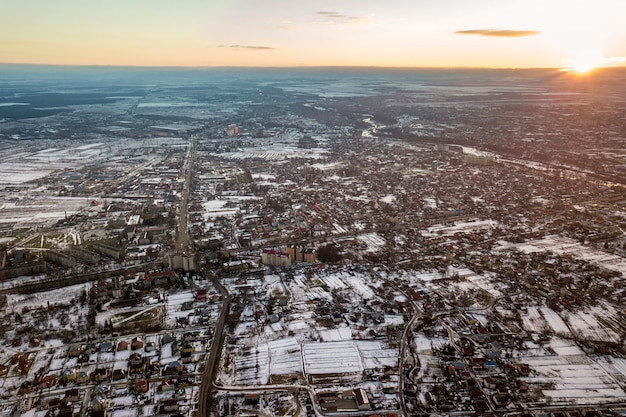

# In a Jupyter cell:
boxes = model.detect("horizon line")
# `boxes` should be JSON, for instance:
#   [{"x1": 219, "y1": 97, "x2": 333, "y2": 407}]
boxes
[{"x1": 2, "y1": 62, "x2": 625, "y2": 72}]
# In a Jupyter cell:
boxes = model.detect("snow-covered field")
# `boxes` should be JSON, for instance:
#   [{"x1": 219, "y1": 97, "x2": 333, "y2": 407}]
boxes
[
  {"x1": 0, "y1": 143, "x2": 107, "y2": 184},
  {"x1": 220, "y1": 145, "x2": 328, "y2": 161},
  {"x1": 499, "y1": 235, "x2": 626, "y2": 276},
  {"x1": 422, "y1": 219, "x2": 499, "y2": 237},
  {"x1": 356, "y1": 233, "x2": 386, "y2": 253},
  {"x1": 222, "y1": 268, "x2": 400, "y2": 387},
  {"x1": 522, "y1": 338, "x2": 626, "y2": 405},
  {"x1": 202, "y1": 200, "x2": 239, "y2": 219},
  {"x1": 303, "y1": 341, "x2": 363, "y2": 376},
  {"x1": 0, "y1": 197, "x2": 95, "y2": 226}
]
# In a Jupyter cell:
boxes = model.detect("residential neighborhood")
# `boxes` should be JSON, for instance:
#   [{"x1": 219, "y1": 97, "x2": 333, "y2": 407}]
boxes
[{"x1": 1, "y1": 68, "x2": 626, "y2": 417}]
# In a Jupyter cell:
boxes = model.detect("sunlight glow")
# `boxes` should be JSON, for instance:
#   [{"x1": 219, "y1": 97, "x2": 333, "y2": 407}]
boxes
[
  {"x1": 570, "y1": 55, "x2": 603, "y2": 73},
  {"x1": 559, "y1": 48, "x2": 606, "y2": 74}
]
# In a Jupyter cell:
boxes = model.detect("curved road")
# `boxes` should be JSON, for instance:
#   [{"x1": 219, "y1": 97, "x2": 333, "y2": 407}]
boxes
[{"x1": 197, "y1": 268, "x2": 230, "y2": 417}]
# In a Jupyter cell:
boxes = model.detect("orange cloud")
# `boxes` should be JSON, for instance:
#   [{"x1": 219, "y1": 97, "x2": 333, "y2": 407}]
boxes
[
  {"x1": 455, "y1": 29, "x2": 541, "y2": 38},
  {"x1": 218, "y1": 45, "x2": 276, "y2": 51}
]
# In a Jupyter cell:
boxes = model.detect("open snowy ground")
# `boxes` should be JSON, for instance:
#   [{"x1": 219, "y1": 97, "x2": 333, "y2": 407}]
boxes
[
  {"x1": 0, "y1": 196, "x2": 98, "y2": 230},
  {"x1": 521, "y1": 338, "x2": 626, "y2": 405},
  {"x1": 499, "y1": 235, "x2": 626, "y2": 276}
]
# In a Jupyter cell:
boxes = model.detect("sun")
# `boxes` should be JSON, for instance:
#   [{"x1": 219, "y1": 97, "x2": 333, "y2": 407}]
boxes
[
  {"x1": 571, "y1": 63, "x2": 596, "y2": 74},
  {"x1": 560, "y1": 57, "x2": 602, "y2": 74},
  {"x1": 564, "y1": 51, "x2": 605, "y2": 74},
  {"x1": 570, "y1": 59, "x2": 600, "y2": 74}
]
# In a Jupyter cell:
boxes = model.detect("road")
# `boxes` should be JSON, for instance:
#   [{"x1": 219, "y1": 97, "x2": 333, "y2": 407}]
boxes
[
  {"x1": 0, "y1": 261, "x2": 156, "y2": 295},
  {"x1": 197, "y1": 268, "x2": 230, "y2": 417},
  {"x1": 176, "y1": 135, "x2": 196, "y2": 254},
  {"x1": 391, "y1": 281, "x2": 423, "y2": 417}
]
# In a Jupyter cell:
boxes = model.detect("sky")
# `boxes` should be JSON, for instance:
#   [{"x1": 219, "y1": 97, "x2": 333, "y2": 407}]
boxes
[{"x1": 1, "y1": 0, "x2": 625, "y2": 69}]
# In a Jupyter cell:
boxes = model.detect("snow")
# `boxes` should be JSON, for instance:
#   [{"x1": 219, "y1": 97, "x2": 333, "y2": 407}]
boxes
[
  {"x1": 234, "y1": 344, "x2": 269, "y2": 385},
  {"x1": 499, "y1": 235, "x2": 626, "y2": 276},
  {"x1": 422, "y1": 219, "x2": 499, "y2": 237},
  {"x1": 540, "y1": 306, "x2": 571, "y2": 337},
  {"x1": 356, "y1": 233, "x2": 386, "y2": 253},
  {"x1": 303, "y1": 341, "x2": 363, "y2": 376},
  {"x1": 319, "y1": 327, "x2": 352, "y2": 342},
  {"x1": 0, "y1": 197, "x2": 92, "y2": 226},
  {"x1": 318, "y1": 271, "x2": 375, "y2": 300},
  {"x1": 220, "y1": 145, "x2": 328, "y2": 161},
  {"x1": 423, "y1": 198, "x2": 437, "y2": 209},
  {"x1": 6, "y1": 283, "x2": 88, "y2": 313},
  {"x1": 268, "y1": 337, "x2": 302, "y2": 376},
  {"x1": 597, "y1": 356, "x2": 626, "y2": 385},
  {"x1": 380, "y1": 194, "x2": 396, "y2": 204},
  {"x1": 522, "y1": 306, "x2": 552, "y2": 334},
  {"x1": 357, "y1": 341, "x2": 398, "y2": 369},
  {"x1": 566, "y1": 308, "x2": 621, "y2": 344},
  {"x1": 202, "y1": 200, "x2": 239, "y2": 219},
  {"x1": 520, "y1": 338, "x2": 626, "y2": 405}
]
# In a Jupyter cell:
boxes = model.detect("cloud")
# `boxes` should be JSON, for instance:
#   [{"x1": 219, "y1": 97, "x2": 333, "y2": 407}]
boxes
[
  {"x1": 218, "y1": 45, "x2": 276, "y2": 51},
  {"x1": 605, "y1": 56, "x2": 626, "y2": 65},
  {"x1": 276, "y1": 20, "x2": 297, "y2": 31},
  {"x1": 315, "y1": 11, "x2": 372, "y2": 26},
  {"x1": 455, "y1": 29, "x2": 541, "y2": 38}
]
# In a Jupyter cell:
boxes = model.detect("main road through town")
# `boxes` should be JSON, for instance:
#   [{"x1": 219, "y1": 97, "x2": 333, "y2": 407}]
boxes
[
  {"x1": 175, "y1": 135, "x2": 230, "y2": 417},
  {"x1": 176, "y1": 135, "x2": 196, "y2": 254}
]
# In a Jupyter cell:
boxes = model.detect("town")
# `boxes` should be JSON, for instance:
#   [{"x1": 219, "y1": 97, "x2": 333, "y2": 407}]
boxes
[{"x1": 1, "y1": 67, "x2": 626, "y2": 417}]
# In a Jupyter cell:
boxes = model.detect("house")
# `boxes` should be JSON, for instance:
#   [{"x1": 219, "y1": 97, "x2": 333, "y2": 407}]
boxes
[
  {"x1": 84, "y1": 345, "x2": 97, "y2": 356},
  {"x1": 131, "y1": 337, "x2": 144, "y2": 350},
  {"x1": 159, "y1": 378, "x2": 176, "y2": 392},
  {"x1": 135, "y1": 379, "x2": 149, "y2": 393},
  {"x1": 159, "y1": 398, "x2": 179, "y2": 413},
  {"x1": 91, "y1": 395, "x2": 107, "y2": 412},
  {"x1": 76, "y1": 371, "x2": 90, "y2": 384},
  {"x1": 99, "y1": 341, "x2": 114, "y2": 352},
  {"x1": 129, "y1": 353, "x2": 143, "y2": 368},
  {"x1": 195, "y1": 289, "x2": 207, "y2": 302},
  {"x1": 354, "y1": 388, "x2": 371, "y2": 410},
  {"x1": 17, "y1": 381, "x2": 33, "y2": 395},
  {"x1": 65, "y1": 388, "x2": 80, "y2": 402},
  {"x1": 63, "y1": 368, "x2": 77, "y2": 383},
  {"x1": 331, "y1": 312, "x2": 343, "y2": 323},
  {"x1": 268, "y1": 313, "x2": 280, "y2": 323},
  {"x1": 39, "y1": 374, "x2": 56, "y2": 389},
  {"x1": 145, "y1": 363, "x2": 160, "y2": 377},
  {"x1": 18, "y1": 354, "x2": 33, "y2": 374},
  {"x1": 68, "y1": 345, "x2": 83, "y2": 358},
  {"x1": 181, "y1": 342, "x2": 195, "y2": 356},
  {"x1": 94, "y1": 368, "x2": 110, "y2": 383},
  {"x1": 163, "y1": 360, "x2": 184, "y2": 375},
  {"x1": 117, "y1": 340, "x2": 129, "y2": 351},
  {"x1": 112, "y1": 368, "x2": 127, "y2": 381},
  {"x1": 16, "y1": 397, "x2": 33, "y2": 412}
]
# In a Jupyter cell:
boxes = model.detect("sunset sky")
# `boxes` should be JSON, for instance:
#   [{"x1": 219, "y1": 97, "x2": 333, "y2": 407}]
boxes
[{"x1": 1, "y1": 0, "x2": 625, "y2": 69}]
